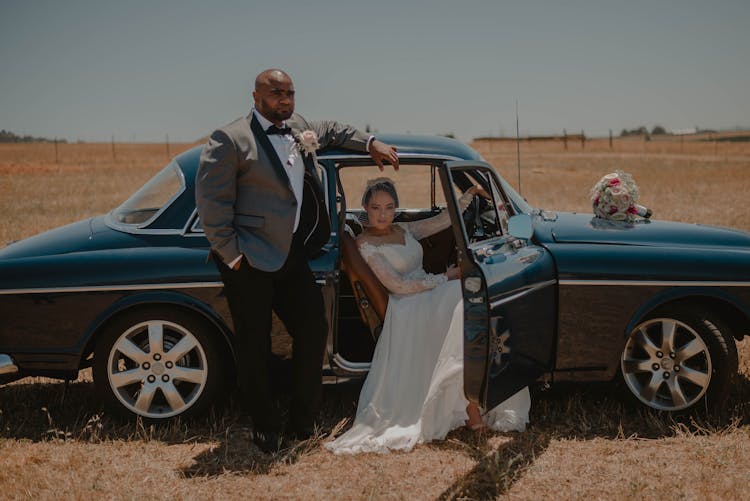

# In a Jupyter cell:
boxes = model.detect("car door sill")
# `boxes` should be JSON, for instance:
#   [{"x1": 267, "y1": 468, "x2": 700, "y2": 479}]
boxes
[{"x1": 331, "y1": 353, "x2": 371, "y2": 375}]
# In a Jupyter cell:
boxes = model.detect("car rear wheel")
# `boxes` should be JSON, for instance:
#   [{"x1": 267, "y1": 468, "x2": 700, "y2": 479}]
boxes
[
  {"x1": 93, "y1": 307, "x2": 227, "y2": 420},
  {"x1": 620, "y1": 306, "x2": 738, "y2": 412}
]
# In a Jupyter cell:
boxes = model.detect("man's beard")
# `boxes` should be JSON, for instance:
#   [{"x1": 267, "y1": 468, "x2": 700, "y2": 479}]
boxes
[{"x1": 266, "y1": 107, "x2": 293, "y2": 122}]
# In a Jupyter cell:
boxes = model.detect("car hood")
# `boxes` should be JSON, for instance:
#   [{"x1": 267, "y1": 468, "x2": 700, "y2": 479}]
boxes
[
  {"x1": 549, "y1": 212, "x2": 750, "y2": 249},
  {"x1": 0, "y1": 216, "x2": 133, "y2": 259}
]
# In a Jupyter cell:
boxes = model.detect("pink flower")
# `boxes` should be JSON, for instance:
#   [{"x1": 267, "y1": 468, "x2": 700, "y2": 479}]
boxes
[
  {"x1": 591, "y1": 170, "x2": 646, "y2": 223},
  {"x1": 295, "y1": 130, "x2": 320, "y2": 155}
]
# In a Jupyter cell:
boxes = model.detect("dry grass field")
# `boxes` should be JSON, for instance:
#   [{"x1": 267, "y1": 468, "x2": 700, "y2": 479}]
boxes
[{"x1": 1, "y1": 136, "x2": 750, "y2": 500}]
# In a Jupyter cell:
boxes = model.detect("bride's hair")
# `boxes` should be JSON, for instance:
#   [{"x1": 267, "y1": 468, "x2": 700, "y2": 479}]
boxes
[{"x1": 361, "y1": 177, "x2": 399, "y2": 207}]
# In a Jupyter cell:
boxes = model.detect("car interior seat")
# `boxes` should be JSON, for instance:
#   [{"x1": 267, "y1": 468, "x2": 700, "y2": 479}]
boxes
[{"x1": 340, "y1": 225, "x2": 389, "y2": 341}]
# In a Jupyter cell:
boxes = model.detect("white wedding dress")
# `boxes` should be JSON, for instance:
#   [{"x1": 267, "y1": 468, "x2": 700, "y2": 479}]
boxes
[{"x1": 326, "y1": 203, "x2": 530, "y2": 455}]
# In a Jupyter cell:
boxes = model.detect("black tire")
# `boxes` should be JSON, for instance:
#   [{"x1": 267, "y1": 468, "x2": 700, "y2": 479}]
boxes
[
  {"x1": 93, "y1": 306, "x2": 228, "y2": 420},
  {"x1": 620, "y1": 305, "x2": 738, "y2": 413}
]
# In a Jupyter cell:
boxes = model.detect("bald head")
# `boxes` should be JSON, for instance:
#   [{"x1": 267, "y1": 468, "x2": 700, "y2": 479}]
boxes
[
  {"x1": 255, "y1": 69, "x2": 292, "y2": 90},
  {"x1": 253, "y1": 69, "x2": 295, "y2": 125}
]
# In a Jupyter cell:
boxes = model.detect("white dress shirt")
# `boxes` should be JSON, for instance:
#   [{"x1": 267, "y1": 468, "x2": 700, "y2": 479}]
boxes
[{"x1": 252, "y1": 109, "x2": 305, "y2": 232}]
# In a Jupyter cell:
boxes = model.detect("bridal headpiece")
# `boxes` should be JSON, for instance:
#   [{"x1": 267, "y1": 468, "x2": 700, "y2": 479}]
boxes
[{"x1": 361, "y1": 177, "x2": 399, "y2": 207}]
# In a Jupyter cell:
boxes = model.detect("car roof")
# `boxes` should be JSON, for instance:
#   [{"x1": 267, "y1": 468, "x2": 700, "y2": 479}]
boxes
[
  {"x1": 318, "y1": 133, "x2": 482, "y2": 161},
  {"x1": 174, "y1": 133, "x2": 482, "y2": 184}
]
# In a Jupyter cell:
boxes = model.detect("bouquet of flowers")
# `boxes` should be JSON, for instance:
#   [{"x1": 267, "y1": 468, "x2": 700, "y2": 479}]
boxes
[{"x1": 590, "y1": 170, "x2": 651, "y2": 222}]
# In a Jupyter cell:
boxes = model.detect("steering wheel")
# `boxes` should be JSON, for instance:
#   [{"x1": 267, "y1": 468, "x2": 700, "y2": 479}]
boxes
[{"x1": 463, "y1": 194, "x2": 497, "y2": 242}]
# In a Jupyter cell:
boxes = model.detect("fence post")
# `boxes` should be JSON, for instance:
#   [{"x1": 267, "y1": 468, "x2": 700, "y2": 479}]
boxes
[
  {"x1": 609, "y1": 129, "x2": 613, "y2": 150},
  {"x1": 166, "y1": 134, "x2": 170, "y2": 158},
  {"x1": 580, "y1": 129, "x2": 585, "y2": 149},
  {"x1": 54, "y1": 137, "x2": 59, "y2": 164},
  {"x1": 563, "y1": 129, "x2": 568, "y2": 151},
  {"x1": 111, "y1": 135, "x2": 116, "y2": 160}
]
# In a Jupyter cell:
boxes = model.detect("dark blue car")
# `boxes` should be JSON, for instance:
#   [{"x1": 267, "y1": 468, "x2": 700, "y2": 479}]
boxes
[{"x1": 1, "y1": 135, "x2": 747, "y2": 420}]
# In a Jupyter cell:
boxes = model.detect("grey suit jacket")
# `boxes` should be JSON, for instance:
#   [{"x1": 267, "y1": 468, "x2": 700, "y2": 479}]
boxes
[{"x1": 195, "y1": 112, "x2": 370, "y2": 272}]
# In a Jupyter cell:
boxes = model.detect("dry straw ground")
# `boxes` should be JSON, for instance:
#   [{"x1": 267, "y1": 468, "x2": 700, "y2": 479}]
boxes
[{"x1": 1, "y1": 136, "x2": 750, "y2": 500}]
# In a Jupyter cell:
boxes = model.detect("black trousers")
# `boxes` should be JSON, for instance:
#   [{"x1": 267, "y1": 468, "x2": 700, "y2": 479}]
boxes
[{"x1": 216, "y1": 232, "x2": 327, "y2": 433}]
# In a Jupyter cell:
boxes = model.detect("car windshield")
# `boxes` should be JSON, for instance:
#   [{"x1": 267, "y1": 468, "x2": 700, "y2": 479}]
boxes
[
  {"x1": 110, "y1": 162, "x2": 184, "y2": 226},
  {"x1": 498, "y1": 177, "x2": 534, "y2": 215}
]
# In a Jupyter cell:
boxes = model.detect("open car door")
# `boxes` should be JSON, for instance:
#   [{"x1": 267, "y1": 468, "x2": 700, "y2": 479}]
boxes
[{"x1": 440, "y1": 161, "x2": 557, "y2": 409}]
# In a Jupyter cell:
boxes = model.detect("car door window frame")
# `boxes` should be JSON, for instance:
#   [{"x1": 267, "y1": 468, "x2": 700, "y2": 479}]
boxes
[{"x1": 444, "y1": 163, "x2": 516, "y2": 249}]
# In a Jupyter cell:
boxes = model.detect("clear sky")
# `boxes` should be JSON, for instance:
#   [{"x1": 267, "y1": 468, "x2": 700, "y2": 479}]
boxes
[{"x1": 1, "y1": 0, "x2": 748, "y2": 143}]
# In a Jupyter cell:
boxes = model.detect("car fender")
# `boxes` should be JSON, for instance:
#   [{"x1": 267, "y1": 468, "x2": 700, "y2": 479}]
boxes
[
  {"x1": 79, "y1": 290, "x2": 235, "y2": 362},
  {"x1": 625, "y1": 285, "x2": 750, "y2": 337}
]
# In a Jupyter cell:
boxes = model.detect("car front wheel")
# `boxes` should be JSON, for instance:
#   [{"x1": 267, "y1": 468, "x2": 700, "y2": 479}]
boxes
[
  {"x1": 93, "y1": 307, "x2": 227, "y2": 420},
  {"x1": 620, "y1": 306, "x2": 738, "y2": 413}
]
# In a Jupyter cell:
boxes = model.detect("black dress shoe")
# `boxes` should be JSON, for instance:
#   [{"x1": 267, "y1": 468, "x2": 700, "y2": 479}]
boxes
[{"x1": 253, "y1": 430, "x2": 282, "y2": 453}]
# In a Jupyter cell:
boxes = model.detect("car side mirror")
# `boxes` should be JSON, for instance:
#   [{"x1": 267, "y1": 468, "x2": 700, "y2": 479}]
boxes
[{"x1": 507, "y1": 214, "x2": 533, "y2": 240}]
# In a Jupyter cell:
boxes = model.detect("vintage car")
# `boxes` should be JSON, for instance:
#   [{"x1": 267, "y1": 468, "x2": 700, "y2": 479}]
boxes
[{"x1": 0, "y1": 135, "x2": 747, "y2": 421}]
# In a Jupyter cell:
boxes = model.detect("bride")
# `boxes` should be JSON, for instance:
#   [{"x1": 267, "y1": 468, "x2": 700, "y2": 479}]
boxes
[{"x1": 326, "y1": 178, "x2": 530, "y2": 455}]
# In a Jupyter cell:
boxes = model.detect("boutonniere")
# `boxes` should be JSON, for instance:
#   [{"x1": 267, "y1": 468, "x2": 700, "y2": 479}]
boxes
[{"x1": 294, "y1": 130, "x2": 320, "y2": 156}]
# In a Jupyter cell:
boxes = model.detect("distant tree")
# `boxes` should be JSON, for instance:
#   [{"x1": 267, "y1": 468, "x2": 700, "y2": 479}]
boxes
[
  {"x1": 442, "y1": 132, "x2": 456, "y2": 139},
  {"x1": 0, "y1": 129, "x2": 64, "y2": 143},
  {"x1": 619, "y1": 126, "x2": 649, "y2": 137},
  {"x1": 651, "y1": 125, "x2": 667, "y2": 135}
]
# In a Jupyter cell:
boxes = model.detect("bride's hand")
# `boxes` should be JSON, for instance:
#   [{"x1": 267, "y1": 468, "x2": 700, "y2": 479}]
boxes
[
  {"x1": 446, "y1": 265, "x2": 460, "y2": 280},
  {"x1": 467, "y1": 184, "x2": 491, "y2": 200}
]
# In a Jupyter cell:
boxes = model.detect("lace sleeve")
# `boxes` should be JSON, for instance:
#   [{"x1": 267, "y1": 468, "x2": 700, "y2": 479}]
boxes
[
  {"x1": 358, "y1": 242, "x2": 448, "y2": 295},
  {"x1": 401, "y1": 191, "x2": 474, "y2": 240}
]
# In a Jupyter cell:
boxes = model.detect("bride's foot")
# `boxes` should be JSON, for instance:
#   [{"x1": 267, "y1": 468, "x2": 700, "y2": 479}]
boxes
[{"x1": 465, "y1": 403, "x2": 486, "y2": 432}]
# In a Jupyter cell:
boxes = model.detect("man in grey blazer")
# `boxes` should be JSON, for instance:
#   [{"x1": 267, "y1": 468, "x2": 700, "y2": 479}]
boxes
[{"x1": 196, "y1": 69, "x2": 398, "y2": 452}]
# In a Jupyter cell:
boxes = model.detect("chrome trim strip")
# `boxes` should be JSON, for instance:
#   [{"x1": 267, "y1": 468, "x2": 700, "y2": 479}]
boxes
[
  {"x1": 331, "y1": 353, "x2": 371, "y2": 373},
  {"x1": 490, "y1": 279, "x2": 557, "y2": 309},
  {"x1": 106, "y1": 228, "x2": 185, "y2": 236},
  {"x1": 0, "y1": 354, "x2": 19, "y2": 375},
  {"x1": 559, "y1": 279, "x2": 750, "y2": 287},
  {"x1": 181, "y1": 208, "x2": 200, "y2": 235},
  {"x1": 323, "y1": 153, "x2": 464, "y2": 161},
  {"x1": 0, "y1": 282, "x2": 224, "y2": 295}
]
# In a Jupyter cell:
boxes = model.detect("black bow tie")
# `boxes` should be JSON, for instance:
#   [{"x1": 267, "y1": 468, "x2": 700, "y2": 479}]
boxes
[{"x1": 266, "y1": 125, "x2": 292, "y2": 136}]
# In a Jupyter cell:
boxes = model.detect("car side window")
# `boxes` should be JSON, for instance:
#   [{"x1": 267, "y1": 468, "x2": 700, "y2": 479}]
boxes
[
  {"x1": 338, "y1": 163, "x2": 443, "y2": 211},
  {"x1": 109, "y1": 162, "x2": 185, "y2": 228}
]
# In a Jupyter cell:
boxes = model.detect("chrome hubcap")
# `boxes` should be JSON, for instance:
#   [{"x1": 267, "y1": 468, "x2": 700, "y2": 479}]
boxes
[
  {"x1": 107, "y1": 320, "x2": 208, "y2": 418},
  {"x1": 621, "y1": 318, "x2": 711, "y2": 411}
]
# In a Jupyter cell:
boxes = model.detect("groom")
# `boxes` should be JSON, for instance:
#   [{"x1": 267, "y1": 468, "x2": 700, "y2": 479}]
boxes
[{"x1": 196, "y1": 69, "x2": 398, "y2": 452}]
